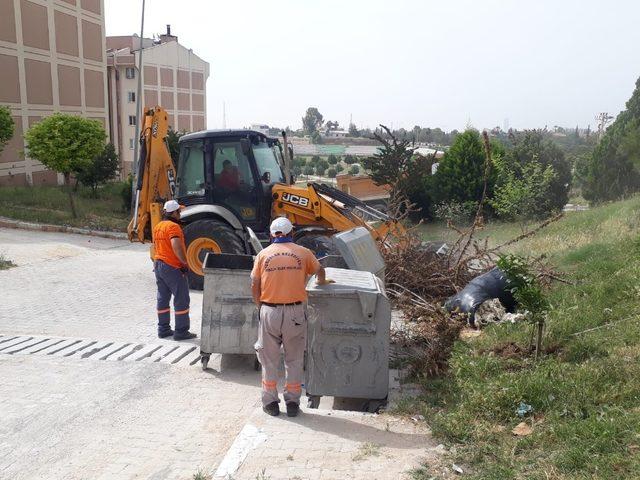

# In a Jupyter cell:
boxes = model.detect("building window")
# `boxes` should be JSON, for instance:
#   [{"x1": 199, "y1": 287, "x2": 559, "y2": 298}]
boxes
[
  {"x1": 127, "y1": 92, "x2": 135, "y2": 103},
  {"x1": 129, "y1": 138, "x2": 134, "y2": 149},
  {"x1": 125, "y1": 67, "x2": 135, "y2": 79},
  {"x1": 128, "y1": 115, "x2": 136, "y2": 126}
]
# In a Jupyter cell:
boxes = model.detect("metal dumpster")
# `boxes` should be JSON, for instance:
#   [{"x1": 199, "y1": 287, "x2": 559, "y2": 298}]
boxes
[
  {"x1": 200, "y1": 253, "x2": 258, "y2": 370},
  {"x1": 305, "y1": 267, "x2": 391, "y2": 410},
  {"x1": 333, "y1": 227, "x2": 385, "y2": 281}
]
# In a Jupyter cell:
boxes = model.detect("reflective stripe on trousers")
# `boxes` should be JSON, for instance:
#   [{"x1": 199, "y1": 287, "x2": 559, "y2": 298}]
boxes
[
  {"x1": 254, "y1": 303, "x2": 306, "y2": 406},
  {"x1": 154, "y1": 260, "x2": 191, "y2": 335}
]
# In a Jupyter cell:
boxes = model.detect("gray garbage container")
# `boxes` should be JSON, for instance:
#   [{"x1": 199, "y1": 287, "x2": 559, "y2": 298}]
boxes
[
  {"x1": 305, "y1": 267, "x2": 391, "y2": 410},
  {"x1": 200, "y1": 253, "x2": 258, "y2": 370},
  {"x1": 333, "y1": 227, "x2": 385, "y2": 281}
]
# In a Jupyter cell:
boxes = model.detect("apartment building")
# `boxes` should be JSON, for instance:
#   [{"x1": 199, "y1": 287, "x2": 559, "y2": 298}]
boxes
[
  {"x1": 107, "y1": 27, "x2": 209, "y2": 176},
  {"x1": 0, "y1": 0, "x2": 108, "y2": 186}
]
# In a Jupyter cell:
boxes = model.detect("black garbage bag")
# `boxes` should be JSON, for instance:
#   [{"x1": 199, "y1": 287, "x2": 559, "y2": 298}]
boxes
[{"x1": 444, "y1": 267, "x2": 516, "y2": 326}]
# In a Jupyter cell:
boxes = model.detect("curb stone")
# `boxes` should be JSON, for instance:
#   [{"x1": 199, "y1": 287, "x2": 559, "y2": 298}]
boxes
[{"x1": 0, "y1": 216, "x2": 127, "y2": 240}]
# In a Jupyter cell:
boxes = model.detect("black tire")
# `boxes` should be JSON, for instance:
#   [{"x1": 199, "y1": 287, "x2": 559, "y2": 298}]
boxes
[
  {"x1": 307, "y1": 395, "x2": 321, "y2": 409},
  {"x1": 200, "y1": 354, "x2": 210, "y2": 371},
  {"x1": 295, "y1": 234, "x2": 341, "y2": 258},
  {"x1": 183, "y1": 219, "x2": 245, "y2": 290}
]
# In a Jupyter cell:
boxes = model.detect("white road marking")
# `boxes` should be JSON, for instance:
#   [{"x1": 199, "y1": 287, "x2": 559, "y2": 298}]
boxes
[{"x1": 214, "y1": 422, "x2": 268, "y2": 478}]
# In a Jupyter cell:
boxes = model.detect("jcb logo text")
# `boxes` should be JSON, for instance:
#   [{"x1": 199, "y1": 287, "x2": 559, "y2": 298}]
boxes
[{"x1": 282, "y1": 193, "x2": 309, "y2": 207}]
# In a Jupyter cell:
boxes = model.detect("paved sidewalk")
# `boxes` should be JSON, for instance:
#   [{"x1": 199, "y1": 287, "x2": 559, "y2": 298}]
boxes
[
  {"x1": 0, "y1": 227, "x2": 201, "y2": 344},
  {"x1": 220, "y1": 407, "x2": 436, "y2": 480},
  {"x1": 0, "y1": 227, "x2": 439, "y2": 479},
  {"x1": 0, "y1": 354, "x2": 261, "y2": 480}
]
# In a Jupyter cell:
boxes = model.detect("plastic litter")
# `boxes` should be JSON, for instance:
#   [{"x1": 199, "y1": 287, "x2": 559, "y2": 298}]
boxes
[
  {"x1": 444, "y1": 267, "x2": 516, "y2": 326},
  {"x1": 516, "y1": 402, "x2": 534, "y2": 417}
]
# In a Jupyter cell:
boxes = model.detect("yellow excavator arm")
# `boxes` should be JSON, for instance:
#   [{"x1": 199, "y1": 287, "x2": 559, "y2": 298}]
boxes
[
  {"x1": 127, "y1": 106, "x2": 176, "y2": 244},
  {"x1": 271, "y1": 182, "x2": 406, "y2": 249}
]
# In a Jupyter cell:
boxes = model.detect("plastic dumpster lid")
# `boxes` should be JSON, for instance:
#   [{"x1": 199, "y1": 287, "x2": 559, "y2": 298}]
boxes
[
  {"x1": 306, "y1": 267, "x2": 382, "y2": 320},
  {"x1": 203, "y1": 253, "x2": 254, "y2": 271},
  {"x1": 333, "y1": 227, "x2": 385, "y2": 274},
  {"x1": 306, "y1": 267, "x2": 381, "y2": 294}
]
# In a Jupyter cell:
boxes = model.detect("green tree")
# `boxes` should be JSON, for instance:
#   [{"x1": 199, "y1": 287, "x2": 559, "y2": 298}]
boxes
[
  {"x1": 0, "y1": 106, "x2": 15, "y2": 154},
  {"x1": 491, "y1": 160, "x2": 557, "y2": 221},
  {"x1": 325, "y1": 120, "x2": 339, "y2": 131},
  {"x1": 121, "y1": 173, "x2": 133, "y2": 211},
  {"x1": 310, "y1": 155, "x2": 321, "y2": 166},
  {"x1": 24, "y1": 113, "x2": 105, "y2": 217},
  {"x1": 303, "y1": 165, "x2": 315, "y2": 177},
  {"x1": 498, "y1": 130, "x2": 571, "y2": 214},
  {"x1": 364, "y1": 125, "x2": 438, "y2": 218},
  {"x1": 76, "y1": 143, "x2": 120, "y2": 197},
  {"x1": 302, "y1": 107, "x2": 323, "y2": 136},
  {"x1": 310, "y1": 131, "x2": 322, "y2": 145},
  {"x1": 327, "y1": 154, "x2": 338, "y2": 165},
  {"x1": 335, "y1": 163, "x2": 344, "y2": 173},
  {"x1": 432, "y1": 129, "x2": 498, "y2": 209},
  {"x1": 343, "y1": 154, "x2": 357, "y2": 164},
  {"x1": 348, "y1": 123, "x2": 359, "y2": 137},
  {"x1": 348, "y1": 165, "x2": 360, "y2": 175},
  {"x1": 316, "y1": 164, "x2": 327, "y2": 176},
  {"x1": 327, "y1": 167, "x2": 337, "y2": 178},
  {"x1": 579, "y1": 77, "x2": 640, "y2": 203},
  {"x1": 166, "y1": 128, "x2": 186, "y2": 169}
]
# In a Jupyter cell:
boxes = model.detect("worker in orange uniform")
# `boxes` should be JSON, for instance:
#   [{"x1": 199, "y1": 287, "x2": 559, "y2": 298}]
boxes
[
  {"x1": 153, "y1": 200, "x2": 197, "y2": 341},
  {"x1": 251, "y1": 217, "x2": 333, "y2": 417}
]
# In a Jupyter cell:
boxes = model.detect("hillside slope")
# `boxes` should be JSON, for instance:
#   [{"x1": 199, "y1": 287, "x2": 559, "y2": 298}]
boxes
[{"x1": 406, "y1": 197, "x2": 640, "y2": 479}]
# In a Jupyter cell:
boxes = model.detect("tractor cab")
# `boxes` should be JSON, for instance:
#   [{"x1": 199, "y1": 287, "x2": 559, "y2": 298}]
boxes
[{"x1": 176, "y1": 130, "x2": 287, "y2": 242}]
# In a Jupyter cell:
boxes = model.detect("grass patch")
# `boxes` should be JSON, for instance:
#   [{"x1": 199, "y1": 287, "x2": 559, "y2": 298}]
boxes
[
  {"x1": 352, "y1": 442, "x2": 381, "y2": 461},
  {"x1": 192, "y1": 470, "x2": 211, "y2": 480},
  {"x1": 0, "y1": 183, "x2": 130, "y2": 231},
  {"x1": 0, "y1": 254, "x2": 16, "y2": 270},
  {"x1": 405, "y1": 196, "x2": 640, "y2": 479}
]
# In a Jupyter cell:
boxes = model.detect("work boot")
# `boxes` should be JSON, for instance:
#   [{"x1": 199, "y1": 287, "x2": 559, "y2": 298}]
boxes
[
  {"x1": 286, "y1": 402, "x2": 300, "y2": 417},
  {"x1": 173, "y1": 331, "x2": 197, "y2": 341},
  {"x1": 158, "y1": 329, "x2": 174, "y2": 339},
  {"x1": 263, "y1": 401, "x2": 280, "y2": 417}
]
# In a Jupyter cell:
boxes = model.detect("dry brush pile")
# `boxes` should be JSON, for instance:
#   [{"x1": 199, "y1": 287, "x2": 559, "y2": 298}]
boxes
[{"x1": 380, "y1": 132, "x2": 563, "y2": 379}]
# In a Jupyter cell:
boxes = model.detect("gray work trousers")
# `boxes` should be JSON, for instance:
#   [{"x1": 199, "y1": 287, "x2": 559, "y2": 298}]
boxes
[{"x1": 254, "y1": 304, "x2": 306, "y2": 406}]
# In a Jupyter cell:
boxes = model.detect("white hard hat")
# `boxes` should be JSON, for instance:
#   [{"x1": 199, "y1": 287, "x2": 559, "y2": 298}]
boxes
[
  {"x1": 270, "y1": 217, "x2": 293, "y2": 235},
  {"x1": 163, "y1": 200, "x2": 183, "y2": 213}
]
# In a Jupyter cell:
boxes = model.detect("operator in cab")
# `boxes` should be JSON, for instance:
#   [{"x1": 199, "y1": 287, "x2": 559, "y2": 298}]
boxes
[
  {"x1": 251, "y1": 217, "x2": 333, "y2": 417},
  {"x1": 152, "y1": 200, "x2": 197, "y2": 341},
  {"x1": 217, "y1": 159, "x2": 241, "y2": 192}
]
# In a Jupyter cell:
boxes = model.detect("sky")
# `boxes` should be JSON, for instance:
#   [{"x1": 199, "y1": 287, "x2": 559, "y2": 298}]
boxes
[{"x1": 105, "y1": 0, "x2": 640, "y2": 132}]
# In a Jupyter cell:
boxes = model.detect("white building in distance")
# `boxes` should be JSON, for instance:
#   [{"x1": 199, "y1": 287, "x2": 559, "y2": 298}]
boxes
[{"x1": 106, "y1": 26, "x2": 209, "y2": 177}]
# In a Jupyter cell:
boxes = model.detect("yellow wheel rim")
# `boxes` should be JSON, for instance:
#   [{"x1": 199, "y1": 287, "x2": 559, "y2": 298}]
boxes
[{"x1": 186, "y1": 237, "x2": 221, "y2": 277}]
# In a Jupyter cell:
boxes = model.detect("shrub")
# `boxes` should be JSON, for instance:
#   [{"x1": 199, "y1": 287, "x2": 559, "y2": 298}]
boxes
[{"x1": 76, "y1": 143, "x2": 119, "y2": 197}]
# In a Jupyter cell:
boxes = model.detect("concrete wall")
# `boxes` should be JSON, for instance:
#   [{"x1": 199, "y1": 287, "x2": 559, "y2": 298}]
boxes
[
  {"x1": 0, "y1": 0, "x2": 108, "y2": 186},
  {"x1": 336, "y1": 174, "x2": 390, "y2": 201}
]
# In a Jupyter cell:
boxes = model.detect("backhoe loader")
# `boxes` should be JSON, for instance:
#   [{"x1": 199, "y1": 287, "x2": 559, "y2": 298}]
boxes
[{"x1": 128, "y1": 106, "x2": 404, "y2": 289}]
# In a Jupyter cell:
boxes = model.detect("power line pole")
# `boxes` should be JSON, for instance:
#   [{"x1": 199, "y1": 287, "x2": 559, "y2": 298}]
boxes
[
  {"x1": 130, "y1": 0, "x2": 146, "y2": 215},
  {"x1": 222, "y1": 101, "x2": 227, "y2": 128}
]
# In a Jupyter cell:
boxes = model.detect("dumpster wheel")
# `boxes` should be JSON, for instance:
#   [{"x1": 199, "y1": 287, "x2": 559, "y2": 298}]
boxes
[
  {"x1": 307, "y1": 395, "x2": 321, "y2": 409},
  {"x1": 201, "y1": 353, "x2": 210, "y2": 370},
  {"x1": 364, "y1": 396, "x2": 388, "y2": 413}
]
